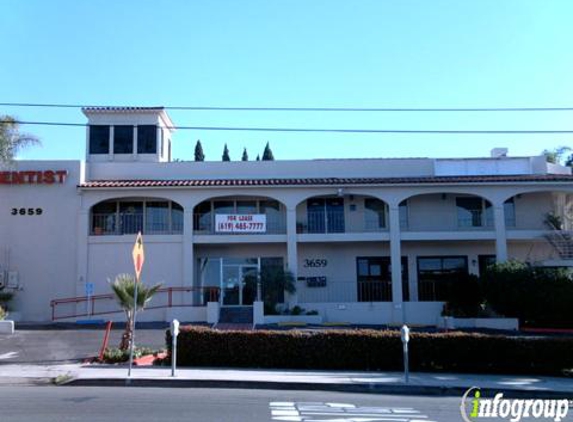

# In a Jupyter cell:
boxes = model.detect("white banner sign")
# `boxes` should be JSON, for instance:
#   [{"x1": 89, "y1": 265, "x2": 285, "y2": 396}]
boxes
[{"x1": 215, "y1": 214, "x2": 266, "y2": 233}]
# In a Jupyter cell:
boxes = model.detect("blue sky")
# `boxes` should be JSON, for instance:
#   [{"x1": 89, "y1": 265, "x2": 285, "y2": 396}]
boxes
[{"x1": 2, "y1": 0, "x2": 573, "y2": 161}]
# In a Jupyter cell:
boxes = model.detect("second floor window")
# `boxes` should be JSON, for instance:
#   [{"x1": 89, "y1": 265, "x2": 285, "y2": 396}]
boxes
[
  {"x1": 456, "y1": 197, "x2": 516, "y2": 228},
  {"x1": 307, "y1": 198, "x2": 345, "y2": 233},
  {"x1": 194, "y1": 199, "x2": 285, "y2": 234},
  {"x1": 364, "y1": 198, "x2": 386, "y2": 230},
  {"x1": 456, "y1": 197, "x2": 484, "y2": 227},
  {"x1": 91, "y1": 199, "x2": 183, "y2": 235}
]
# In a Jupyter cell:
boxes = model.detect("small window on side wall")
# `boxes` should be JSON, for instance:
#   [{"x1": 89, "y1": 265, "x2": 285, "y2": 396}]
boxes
[
  {"x1": 89, "y1": 125, "x2": 110, "y2": 154},
  {"x1": 138, "y1": 125, "x2": 157, "y2": 154}
]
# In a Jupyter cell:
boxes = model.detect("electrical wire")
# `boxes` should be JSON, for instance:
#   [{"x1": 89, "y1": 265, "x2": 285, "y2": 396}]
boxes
[
  {"x1": 2, "y1": 102, "x2": 573, "y2": 112},
  {"x1": 11, "y1": 120, "x2": 573, "y2": 134}
]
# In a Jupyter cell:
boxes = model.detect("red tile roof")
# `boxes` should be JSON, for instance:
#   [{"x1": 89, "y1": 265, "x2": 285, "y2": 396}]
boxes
[
  {"x1": 79, "y1": 174, "x2": 573, "y2": 189},
  {"x1": 82, "y1": 106, "x2": 165, "y2": 112}
]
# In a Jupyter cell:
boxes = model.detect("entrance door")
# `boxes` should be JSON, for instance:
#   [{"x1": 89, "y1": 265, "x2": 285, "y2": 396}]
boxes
[{"x1": 222, "y1": 264, "x2": 259, "y2": 306}]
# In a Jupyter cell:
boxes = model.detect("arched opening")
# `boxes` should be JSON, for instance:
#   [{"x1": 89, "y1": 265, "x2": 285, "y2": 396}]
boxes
[
  {"x1": 401, "y1": 192, "x2": 513, "y2": 231},
  {"x1": 90, "y1": 197, "x2": 184, "y2": 235},
  {"x1": 193, "y1": 195, "x2": 286, "y2": 235},
  {"x1": 295, "y1": 194, "x2": 395, "y2": 234},
  {"x1": 504, "y1": 189, "x2": 573, "y2": 261}
]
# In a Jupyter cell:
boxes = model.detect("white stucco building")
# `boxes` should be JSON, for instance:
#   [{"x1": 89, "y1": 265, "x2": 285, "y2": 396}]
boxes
[{"x1": 1, "y1": 107, "x2": 572, "y2": 325}]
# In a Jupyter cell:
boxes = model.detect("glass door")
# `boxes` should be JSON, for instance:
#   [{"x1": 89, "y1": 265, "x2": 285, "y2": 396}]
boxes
[
  {"x1": 221, "y1": 260, "x2": 260, "y2": 306},
  {"x1": 240, "y1": 265, "x2": 258, "y2": 306},
  {"x1": 222, "y1": 265, "x2": 241, "y2": 305}
]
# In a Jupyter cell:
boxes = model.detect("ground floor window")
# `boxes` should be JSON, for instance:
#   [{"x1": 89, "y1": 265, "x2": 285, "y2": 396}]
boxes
[
  {"x1": 356, "y1": 257, "x2": 409, "y2": 302},
  {"x1": 417, "y1": 256, "x2": 468, "y2": 301}
]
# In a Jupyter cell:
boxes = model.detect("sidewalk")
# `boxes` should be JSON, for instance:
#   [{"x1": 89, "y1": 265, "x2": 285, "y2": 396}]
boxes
[{"x1": 0, "y1": 363, "x2": 572, "y2": 398}]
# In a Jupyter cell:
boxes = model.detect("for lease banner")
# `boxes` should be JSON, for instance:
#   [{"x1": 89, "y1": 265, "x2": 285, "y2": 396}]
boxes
[{"x1": 215, "y1": 214, "x2": 266, "y2": 233}]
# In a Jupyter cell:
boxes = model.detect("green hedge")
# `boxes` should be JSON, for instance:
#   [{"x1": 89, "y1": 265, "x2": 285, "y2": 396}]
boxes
[{"x1": 167, "y1": 327, "x2": 573, "y2": 376}]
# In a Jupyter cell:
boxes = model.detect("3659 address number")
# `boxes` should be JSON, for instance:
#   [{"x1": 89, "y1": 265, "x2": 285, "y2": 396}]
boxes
[
  {"x1": 11, "y1": 208, "x2": 43, "y2": 216},
  {"x1": 303, "y1": 259, "x2": 328, "y2": 268}
]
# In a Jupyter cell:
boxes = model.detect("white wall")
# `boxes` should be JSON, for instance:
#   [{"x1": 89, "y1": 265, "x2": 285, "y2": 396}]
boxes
[{"x1": 0, "y1": 161, "x2": 81, "y2": 321}]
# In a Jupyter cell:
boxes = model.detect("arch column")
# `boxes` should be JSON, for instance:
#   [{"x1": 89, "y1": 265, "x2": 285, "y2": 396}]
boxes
[
  {"x1": 389, "y1": 205, "x2": 404, "y2": 325},
  {"x1": 493, "y1": 202, "x2": 508, "y2": 263},
  {"x1": 75, "y1": 209, "x2": 90, "y2": 316},
  {"x1": 286, "y1": 206, "x2": 298, "y2": 305},
  {"x1": 182, "y1": 208, "x2": 194, "y2": 291}
]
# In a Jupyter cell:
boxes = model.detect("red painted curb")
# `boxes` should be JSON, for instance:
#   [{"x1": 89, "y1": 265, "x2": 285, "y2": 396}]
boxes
[{"x1": 133, "y1": 352, "x2": 168, "y2": 366}]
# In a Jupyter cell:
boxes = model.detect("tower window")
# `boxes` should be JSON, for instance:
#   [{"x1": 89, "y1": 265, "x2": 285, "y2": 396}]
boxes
[
  {"x1": 89, "y1": 125, "x2": 109, "y2": 154},
  {"x1": 137, "y1": 125, "x2": 157, "y2": 154},
  {"x1": 113, "y1": 125, "x2": 134, "y2": 154}
]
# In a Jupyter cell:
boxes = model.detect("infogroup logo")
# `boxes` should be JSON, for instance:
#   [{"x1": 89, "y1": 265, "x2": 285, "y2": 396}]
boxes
[{"x1": 460, "y1": 387, "x2": 570, "y2": 422}]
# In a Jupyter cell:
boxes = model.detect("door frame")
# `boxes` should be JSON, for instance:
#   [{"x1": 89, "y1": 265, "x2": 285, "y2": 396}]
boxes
[{"x1": 220, "y1": 259, "x2": 260, "y2": 307}]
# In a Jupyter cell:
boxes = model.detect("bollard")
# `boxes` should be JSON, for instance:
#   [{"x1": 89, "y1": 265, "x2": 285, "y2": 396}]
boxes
[
  {"x1": 400, "y1": 325, "x2": 410, "y2": 383},
  {"x1": 171, "y1": 319, "x2": 180, "y2": 377}
]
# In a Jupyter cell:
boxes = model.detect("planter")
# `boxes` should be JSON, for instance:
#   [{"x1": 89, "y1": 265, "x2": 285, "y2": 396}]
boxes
[
  {"x1": 439, "y1": 317, "x2": 519, "y2": 331},
  {"x1": 0, "y1": 320, "x2": 14, "y2": 334},
  {"x1": 264, "y1": 315, "x2": 323, "y2": 325}
]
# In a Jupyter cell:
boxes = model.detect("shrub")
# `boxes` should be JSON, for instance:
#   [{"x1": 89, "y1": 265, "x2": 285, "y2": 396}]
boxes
[
  {"x1": 101, "y1": 346, "x2": 158, "y2": 363},
  {"x1": 441, "y1": 274, "x2": 484, "y2": 317},
  {"x1": 167, "y1": 327, "x2": 573, "y2": 376},
  {"x1": 483, "y1": 261, "x2": 573, "y2": 327}
]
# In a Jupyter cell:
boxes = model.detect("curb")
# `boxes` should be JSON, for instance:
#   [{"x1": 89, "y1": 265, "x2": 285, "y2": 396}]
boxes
[
  {"x1": 0, "y1": 377, "x2": 54, "y2": 386},
  {"x1": 62, "y1": 378, "x2": 573, "y2": 399}
]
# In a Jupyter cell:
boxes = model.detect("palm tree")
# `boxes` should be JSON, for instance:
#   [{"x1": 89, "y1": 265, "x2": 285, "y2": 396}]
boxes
[
  {"x1": 0, "y1": 116, "x2": 40, "y2": 163},
  {"x1": 110, "y1": 274, "x2": 162, "y2": 350}
]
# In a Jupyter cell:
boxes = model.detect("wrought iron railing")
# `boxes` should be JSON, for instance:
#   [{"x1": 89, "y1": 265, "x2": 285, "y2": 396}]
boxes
[
  {"x1": 91, "y1": 213, "x2": 183, "y2": 235},
  {"x1": 50, "y1": 286, "x2": 220, "y2": 321}
]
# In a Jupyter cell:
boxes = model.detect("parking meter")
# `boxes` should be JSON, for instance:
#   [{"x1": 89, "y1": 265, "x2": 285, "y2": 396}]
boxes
[
  {"x1": 171, "y1": 319, "x2": 180, "y2": 377},
  {"x1": 400, "y1": 325, "x2": 410, "y2": 383},
  {"x1": 172, "y1": 319, "x2": 180, "y2": 337}
]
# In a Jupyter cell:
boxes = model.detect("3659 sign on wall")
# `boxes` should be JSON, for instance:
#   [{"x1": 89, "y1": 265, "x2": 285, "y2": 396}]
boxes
[{"x1": 215, "y1": 214, "x2": 266, "y2": 233}]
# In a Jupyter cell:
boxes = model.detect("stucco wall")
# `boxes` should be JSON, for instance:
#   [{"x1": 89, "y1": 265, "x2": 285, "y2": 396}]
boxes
[{"x1": 0, "y1": 161, "x2": 81, "y2": 321}]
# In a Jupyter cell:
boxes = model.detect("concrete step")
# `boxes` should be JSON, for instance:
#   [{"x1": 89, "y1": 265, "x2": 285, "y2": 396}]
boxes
[
  {"x1": 219, "y1": 306, "x2": 253, "y2": 324},
  {"x1": 214, "y1": 323, "x2": 253, "y2": 331}
]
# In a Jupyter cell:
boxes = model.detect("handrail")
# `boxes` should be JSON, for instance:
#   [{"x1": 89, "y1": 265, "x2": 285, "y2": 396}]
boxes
[{"x1": 50, "y1": 286, "x2": 221, "y2": 321}]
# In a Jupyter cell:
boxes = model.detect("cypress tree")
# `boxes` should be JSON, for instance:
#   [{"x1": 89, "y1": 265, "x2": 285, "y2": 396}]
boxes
[
  {"x1": 256, "y1": 154, "x2": 260, "y2": 161},
  {"x1": 242, "y1": 147, "x2": 248, "y2": 161},
  {"x1": 194, "y1": 140, "x2": 205, "y2": 161},
  {"x1": 262, "y1": 142, "x2": 274, "y2": 161},
  {"x1": 222, "y1": 144, "x2": 231, "y2": 161}
]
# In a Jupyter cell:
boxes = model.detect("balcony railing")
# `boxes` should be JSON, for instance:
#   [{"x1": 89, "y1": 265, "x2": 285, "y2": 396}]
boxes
[
  {"x1": 297, "y1": 211, "x2": 388, "y2": 234},
  {"x1": 193, "y1": 214, "x2": 287, "y2": 235},
  {"x1": 92, "y1": 213, "x2": 183, "y2": 236}
]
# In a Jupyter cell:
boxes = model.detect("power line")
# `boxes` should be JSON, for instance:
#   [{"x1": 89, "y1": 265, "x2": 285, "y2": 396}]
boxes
[
  {"x1": 12, "y1": 120, "x2": 573, "y2": 135},
  {"x1": 2, "y1": 102, "x2": 573, "y2": 112}
]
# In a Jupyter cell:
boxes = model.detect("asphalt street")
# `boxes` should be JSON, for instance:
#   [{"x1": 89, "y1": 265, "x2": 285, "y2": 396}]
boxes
[
  {"x1": 0, "y1": 386, "x2": 473, "y2": 422},
  {"x1": 0, "y1": 326, "x2": 166, "y2": 364}
]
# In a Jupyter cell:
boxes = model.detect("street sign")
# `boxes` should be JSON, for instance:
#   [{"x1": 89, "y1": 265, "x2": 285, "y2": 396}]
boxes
[
  {"x1": 132, "y1": 232, "x2": 145, "y2": 280},
  {"x1": 85, "y1": 282, "x2": 94, "y2": 296},
  {"x1": 128, "y1": 231, "x2": 145, "y2": 379}
]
